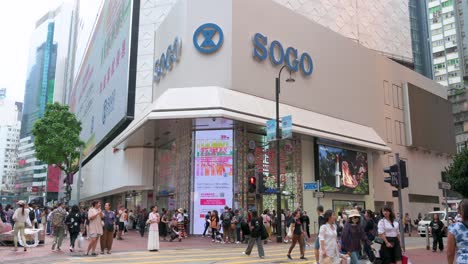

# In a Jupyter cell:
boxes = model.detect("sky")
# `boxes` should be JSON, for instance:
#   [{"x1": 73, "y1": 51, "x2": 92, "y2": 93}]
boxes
[{"x1": 0, "y1": 0, "x2": 64, "y2": 103}]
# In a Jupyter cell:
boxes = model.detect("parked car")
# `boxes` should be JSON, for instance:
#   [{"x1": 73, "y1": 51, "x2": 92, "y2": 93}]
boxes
[{"x1": 417, "y1": 211, "x2": 457, "y2": 237}]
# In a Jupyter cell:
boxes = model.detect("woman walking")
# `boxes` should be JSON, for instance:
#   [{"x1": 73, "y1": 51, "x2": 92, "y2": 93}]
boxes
[
  {"x1": 159, "y1": 209, "x2": 168, "y2": 241},
  {"x1": 287, "y1": 210, "x2": 307, "y2": 260},
  {"x1": 342, "y1": 209, "x2": 370, "y2": 264},
  {"x1": 429, "y1": 213, "x2": 444, "y2": 252},
  {"x1": 447, "y1": 199, "x2": 468, "y2": 264},
  {"x1": 86, "y1": 201, "x2": 103, "y2": 256},
  {"x1": 242, "y1": 210, "x2": 265, "y2": 259},
  {"x1": 148, "y1": 206, "x2": 160, "y2": 251},
  {"x1": 12, "y1": 200, "x2": 29, "y2": 252},
  {"x1": 137, "y1": 209, "x2": 148, "y2": 237},
  {"x1": 319, "y1": 210, "x2": 343, "y2": 264},
  {"x1": 65, "y1": 205, "x2": 82, "y2": 252},
  {"x1": 100, "y1": 203, "x2": 116, "y2": 254},
  {"x1": 378, "y1": 206, "x2": 402, "y2": 264},
  {"x1": 211, "y1": 210, "x2": 220, "y2": 242},
  {"x1": 262, "y1": 209, "x2": 272, "y2": 241}
]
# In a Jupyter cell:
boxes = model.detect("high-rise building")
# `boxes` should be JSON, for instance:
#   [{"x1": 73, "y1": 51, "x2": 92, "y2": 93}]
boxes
[
  {"x1": 427, "y1": 0, "x2": 468, "y2": 152},
  {"x1": 0, "y1": 91, "x2": 22, "y2": 201},
  {"x1": 16, "y1": 3, "x2": 74, "y2": 204},
  {"x1": 410, "y1": 0, "x2": 433, "y2": 78}
]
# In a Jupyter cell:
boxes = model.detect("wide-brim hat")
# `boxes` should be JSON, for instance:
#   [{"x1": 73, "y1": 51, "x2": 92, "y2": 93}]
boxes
[
  {"x1": 178, "y1": 208, "x2": 184, "y2": 213},
  {"x1": 16, "y1": 200, "x2": 26, "y2": 206},
  {"x1": 348, "y1": 209, "x2": 360, "y2": 218}
]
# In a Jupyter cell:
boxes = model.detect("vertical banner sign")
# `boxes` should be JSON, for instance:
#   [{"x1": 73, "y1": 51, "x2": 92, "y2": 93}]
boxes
[
  {"x1": 193, "y1": 130, "x2": 233, "y2": 234},
  {"x1": 266, "y1": 119, "x2": 276, "y2": 142},
  {"x1": 282, "y1": 115, "x2": 292, "y2": 139}
]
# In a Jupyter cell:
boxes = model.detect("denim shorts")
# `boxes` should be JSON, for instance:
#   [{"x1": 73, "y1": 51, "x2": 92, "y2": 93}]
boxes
[{"x1": 315, "y1": 237, "x2": 320, "y2": 249}]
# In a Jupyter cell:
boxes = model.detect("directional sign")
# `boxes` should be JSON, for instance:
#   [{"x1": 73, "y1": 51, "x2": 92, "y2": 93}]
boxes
[
  {"x1": 303, "y1": 182, "x2": 318, "y2": 191},
  {"x1": 438, "y1": 181, "x2": 451, "y2": 190},
  {"x1": 314, "y1": 192, "x2": 324, "y2": 198}
]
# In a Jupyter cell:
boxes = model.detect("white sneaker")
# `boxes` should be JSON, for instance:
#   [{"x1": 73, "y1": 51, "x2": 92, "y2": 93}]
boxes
[{"x1": 236, "y1": 241, "x2": 240, "y2": 244}]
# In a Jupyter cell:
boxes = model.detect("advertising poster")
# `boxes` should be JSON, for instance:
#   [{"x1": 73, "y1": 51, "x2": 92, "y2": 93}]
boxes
[
  {"x1": 193, "y1": 130, "x2": 233, "y2": 234},
  {"x1": 282, "y1": 115, "x2": 292, "y2": 139},
  {"x1": 68, "y1": 0, "x2": 135, "y2": 160},
  {"x1": 266, "y1": 119, "x2": 276, "y2": 142},
  {"x1": 318, "y1": 144, "x2": 369, "y2": 194}
]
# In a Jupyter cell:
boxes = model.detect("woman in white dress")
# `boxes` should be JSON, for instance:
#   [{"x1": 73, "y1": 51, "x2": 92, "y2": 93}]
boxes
[
  {"x1": 318, "y1": 210, "x2": 344, "y2": 264},
  {"x1": 147, "y1": 206, "x2": 160, "y2": 252}
]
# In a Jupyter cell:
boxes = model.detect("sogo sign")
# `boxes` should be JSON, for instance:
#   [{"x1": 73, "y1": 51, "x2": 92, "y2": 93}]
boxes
[
  {"x1": 154, "y1": 37, "x2": 182, "y2": 82},
  {"x1": 252, "y1": 33, "x2": 313, "y2": 76}
]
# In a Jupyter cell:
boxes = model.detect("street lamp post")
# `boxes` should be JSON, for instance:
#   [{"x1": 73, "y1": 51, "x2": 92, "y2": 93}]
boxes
[{"x1": 275, "y1": 65, "x2": 294, "y2": 243}]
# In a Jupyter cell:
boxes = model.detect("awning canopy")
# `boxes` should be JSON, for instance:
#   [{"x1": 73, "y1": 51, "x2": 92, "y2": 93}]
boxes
[{"x1": 114, "y1": 86, "x2": 391, "y2": 152}]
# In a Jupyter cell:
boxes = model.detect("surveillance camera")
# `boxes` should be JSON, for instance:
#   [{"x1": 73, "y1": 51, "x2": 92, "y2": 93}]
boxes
[{"x1": 212, "y1": 118, "x2": 216, "y2": 122}]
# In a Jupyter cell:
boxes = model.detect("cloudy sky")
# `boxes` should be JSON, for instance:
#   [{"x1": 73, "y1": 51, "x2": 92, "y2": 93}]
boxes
[{"x1": 0, "y1": 0, "x2": 64, "y2": 102}]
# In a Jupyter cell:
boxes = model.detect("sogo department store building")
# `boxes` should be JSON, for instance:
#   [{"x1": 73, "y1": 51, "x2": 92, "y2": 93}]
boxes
[{"x1": 74, "y1": 0, "x2": 455, "y2": 234}]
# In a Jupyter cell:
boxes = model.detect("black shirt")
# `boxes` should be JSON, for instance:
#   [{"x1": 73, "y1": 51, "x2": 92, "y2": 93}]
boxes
[
  {"x1": 293, "y1": 217, "x2": 303, "y2": 235},
  {"x1": 250, "y1": 217, "x2": 263, "y2": 237},
  {"x1": 318, "y1": 215, "x2": 326, "y2": 229},
  {"x1": 430, "y1": 220, "x2": 444, "y2": 234}
]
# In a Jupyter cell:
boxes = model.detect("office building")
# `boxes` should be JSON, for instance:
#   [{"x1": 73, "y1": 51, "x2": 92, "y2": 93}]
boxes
[{"x1": 15, "y1": 3, "x2": 74, "y2": 204}]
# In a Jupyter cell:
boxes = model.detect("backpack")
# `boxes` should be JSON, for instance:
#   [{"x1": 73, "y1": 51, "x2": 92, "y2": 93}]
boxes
[
  {"x1": 222, "y1": 212, "x2": 232, "y2": 226},
  {"x1": 251, "y1": 219, "x2": 261, "y2": 237},
  {"x1": 260, "y1": 224, "x2": 268, "y2": 240},
  {"x1": 29, "y1": 210, "x2": 35, "y2": 221},
  {"x1": 52, "y1": 211, "x2": 65, "y2": 227}
]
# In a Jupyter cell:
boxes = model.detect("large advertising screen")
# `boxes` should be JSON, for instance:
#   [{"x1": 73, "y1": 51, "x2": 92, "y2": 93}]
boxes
[
  {"x1": 69, "y1": 0, "x2": 138, "y2": 162},
  {"x1": 193, "y1": 130, "x2": 233, "y2": 234},
  {"x1": 318, "y1": 144, "x2": 369, "y2": 195}
]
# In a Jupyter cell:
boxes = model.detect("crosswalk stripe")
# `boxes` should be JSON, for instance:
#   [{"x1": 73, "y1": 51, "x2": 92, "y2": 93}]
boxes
[{"x1": 70, "y1": 250, "x2": 316, "y2": 263}]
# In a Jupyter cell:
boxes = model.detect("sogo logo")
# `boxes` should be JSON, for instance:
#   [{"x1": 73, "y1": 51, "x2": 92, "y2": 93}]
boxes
[
  {"x1": 252, "y1": 33, "x2": 313, "y2": 76},
  {"x1": 154, "y1": 37, "x2": 182, "y2": 82}
]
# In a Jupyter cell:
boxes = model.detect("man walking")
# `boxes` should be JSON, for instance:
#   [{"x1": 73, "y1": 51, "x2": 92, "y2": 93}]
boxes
[
  {"x1": 202, "y1": 211, "x2": 211, "y2": 237},
  {"x1": 51, "y1": 203, "x2": 67, "y2": 251},
  {"x1": 314, "y1": 205, "x2": 326, "y2": 264}
]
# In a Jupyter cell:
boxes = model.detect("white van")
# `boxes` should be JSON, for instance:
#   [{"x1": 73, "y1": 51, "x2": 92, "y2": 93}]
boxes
[{"x1": 417, "y1": 211, "x2": 458, "y2": 237}]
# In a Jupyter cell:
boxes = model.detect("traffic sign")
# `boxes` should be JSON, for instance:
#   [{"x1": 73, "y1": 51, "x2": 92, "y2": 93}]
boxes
[
  {"x1": 303, "y1": 182, "x2": 318, "y2": 191},
  {"x1": 438, "y1": 182, "x2": 451, "y2": 190},
  {"x1": 314, "y1": 192, "x2": 324, "y2": 198}
]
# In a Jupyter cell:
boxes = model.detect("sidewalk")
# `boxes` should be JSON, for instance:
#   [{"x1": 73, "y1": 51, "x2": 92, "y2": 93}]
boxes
[{"x1": 0, "y1": 229, "x2": 449, "y2": 264}]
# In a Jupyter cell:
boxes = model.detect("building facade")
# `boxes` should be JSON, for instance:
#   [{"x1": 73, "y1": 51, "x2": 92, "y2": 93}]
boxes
[
  {"x1": 427, "y1": 0, "x2": 468, "y2": 152},
  {"x1": 15, "y1": 3, "x2": 74, "y2": 204},
  {"x1": 71, "y1": 0, "x2": 455, "y2": 234},
  {"x1": 0, "y1": 95, "x2": 22, "y2": 202}
]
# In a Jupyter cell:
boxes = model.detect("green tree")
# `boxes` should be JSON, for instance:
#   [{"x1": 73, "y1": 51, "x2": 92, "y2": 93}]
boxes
[
  {"x1": 445, "y1": 148, "x2": 468, "y2": 198},
  {"x1": 32, "y1": 103, "x2": 84, "y2": 204}
]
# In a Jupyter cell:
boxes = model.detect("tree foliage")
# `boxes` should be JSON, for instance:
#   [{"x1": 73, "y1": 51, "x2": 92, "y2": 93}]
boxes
[
  {"x1": 445, "y1": 148, "x2": 468, "y2": 198},
  {"x1": 32, "y1": 103, "x2": 84, "y2": 178}
]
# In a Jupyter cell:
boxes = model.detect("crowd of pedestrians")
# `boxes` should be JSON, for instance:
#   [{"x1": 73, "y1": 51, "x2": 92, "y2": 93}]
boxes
[{"x1": 2, "y1": 199, "x2": 468, "y2": 263}]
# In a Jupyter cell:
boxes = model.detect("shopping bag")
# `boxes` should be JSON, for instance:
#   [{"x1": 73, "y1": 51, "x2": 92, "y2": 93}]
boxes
[
  {"x1": 402, "y1": 255, "x2": 412, "y2": 264},
  {"x1": 77, "y1": 233, "x2": 84, "y2": 249}
]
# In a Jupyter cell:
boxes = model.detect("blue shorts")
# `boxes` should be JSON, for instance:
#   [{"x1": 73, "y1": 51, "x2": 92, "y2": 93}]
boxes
[{"x1": 315, "y1": 237, "x2": 320, "y2": 249}]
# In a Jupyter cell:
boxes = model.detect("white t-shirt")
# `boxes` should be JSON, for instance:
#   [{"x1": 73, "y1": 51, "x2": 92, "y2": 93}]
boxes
[
  {"x1": 177, "y1": 213, "x2": 184, "y2": 223},
  {"x1": 378, "y1": 218, "x2": 400, "y2": 237},
  {"x1": 318, "y1": 223, "x2": 340, "y2": 261}
]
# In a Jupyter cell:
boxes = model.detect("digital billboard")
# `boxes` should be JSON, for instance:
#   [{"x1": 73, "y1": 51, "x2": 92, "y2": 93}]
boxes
[
  {"x1": 69, "y1": 0, "x2": 138, "y2": 162},
  {"x1": 193, "y1": 130, "x2": 233, "y2": 234},
  {"x1": 318, "y1": 144, "x2": 369, "y2": 195}
]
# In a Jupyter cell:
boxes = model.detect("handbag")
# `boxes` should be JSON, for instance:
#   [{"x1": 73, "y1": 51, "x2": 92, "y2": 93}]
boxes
[
  {"x1": 77, "y1": 232, "x2": 84, "y2": 248},
  {"x1": 374, "y1": 237, "x2": 384, "y2": 244},
  {"x1": 287, "y1": 224, "x2": 293, "y2": 238}
]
